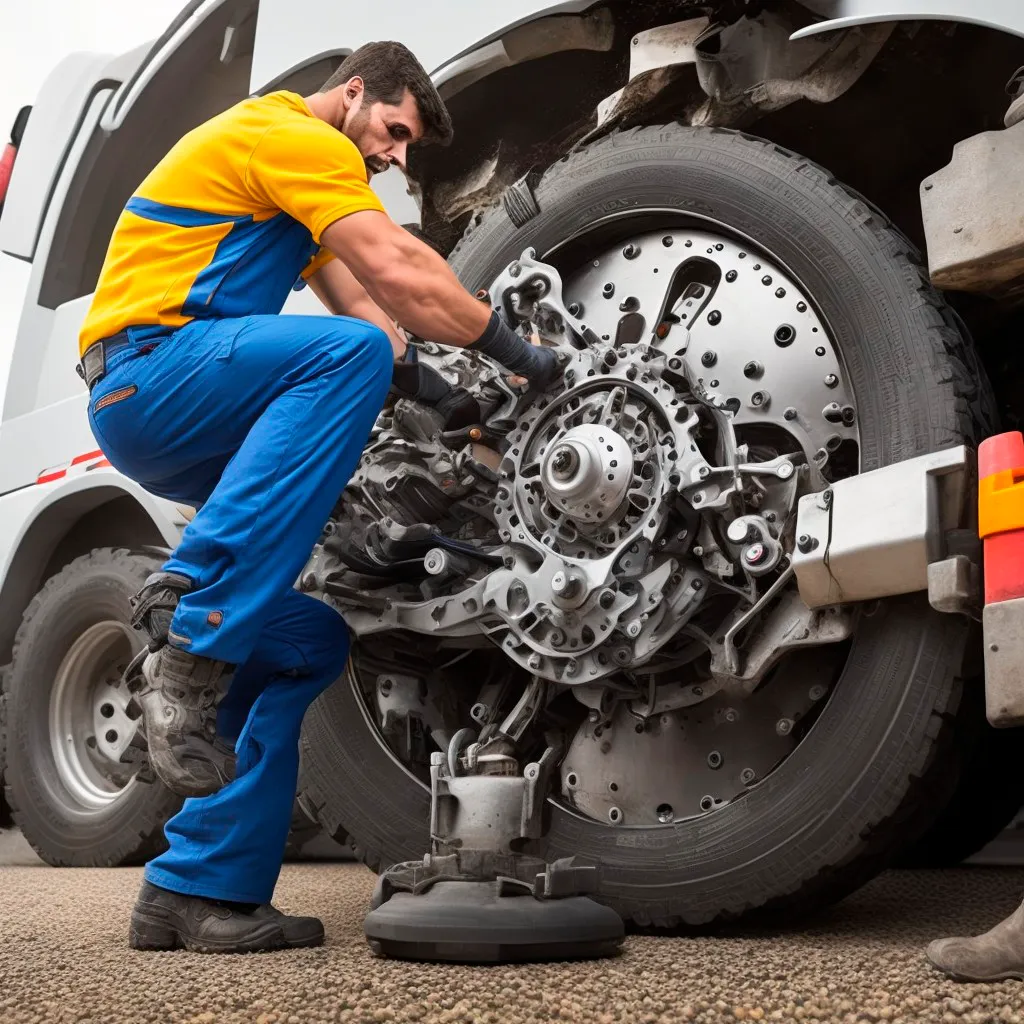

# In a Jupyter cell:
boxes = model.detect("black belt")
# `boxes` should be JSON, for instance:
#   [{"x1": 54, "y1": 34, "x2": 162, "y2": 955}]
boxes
[{"x1": 77, "y1": 326, "x2": 173, "y2": 392}]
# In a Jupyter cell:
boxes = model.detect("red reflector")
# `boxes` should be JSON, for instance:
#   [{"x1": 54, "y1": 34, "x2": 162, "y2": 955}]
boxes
[{"x1": 0, "y1": 143, "x2": 15, "y2": 205}]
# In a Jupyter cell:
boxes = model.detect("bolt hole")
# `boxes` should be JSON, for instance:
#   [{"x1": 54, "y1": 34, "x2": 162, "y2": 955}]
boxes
[
  {"x1": 656, "y1": 803, "x2": 675, "y2": 823},
  {"x1": 566, "y1": 772, "x2": 578, "y2": 788},
  {"x1": 609, "y1": 782, "x2": 619, "y2": 792},
  {"x1": 700, "y1": 796, "x2": 714, "y2": 812}
]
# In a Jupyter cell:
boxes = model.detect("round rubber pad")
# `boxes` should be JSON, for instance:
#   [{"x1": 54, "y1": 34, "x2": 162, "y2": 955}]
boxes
[{"x1": 363, "y1": 881, "x2": 625, "y2": 963}]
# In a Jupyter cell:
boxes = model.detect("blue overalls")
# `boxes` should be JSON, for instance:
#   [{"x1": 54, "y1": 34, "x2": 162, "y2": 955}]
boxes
[{"x1": 88, "y1": 313, "x2": 392, "y2": 903}]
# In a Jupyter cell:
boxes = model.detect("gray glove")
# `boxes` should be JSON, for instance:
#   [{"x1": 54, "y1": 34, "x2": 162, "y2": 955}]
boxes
[{"x1": 470, "y1": 311, "x2": 564, "y2": 389}]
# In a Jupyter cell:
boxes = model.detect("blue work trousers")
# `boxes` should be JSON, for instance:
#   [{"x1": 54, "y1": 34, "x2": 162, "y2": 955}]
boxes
[{"x1": 88, "y1": 313, "x2": 392, "y2": 902}]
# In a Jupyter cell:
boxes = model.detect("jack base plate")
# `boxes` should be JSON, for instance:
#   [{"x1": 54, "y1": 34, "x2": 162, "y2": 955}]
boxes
[{"x1": 364, "y1": 880, "x2": 625, "y2": 963}]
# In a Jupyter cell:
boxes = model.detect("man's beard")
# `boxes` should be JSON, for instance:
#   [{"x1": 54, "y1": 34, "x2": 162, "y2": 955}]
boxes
[{"x1": 365, "y1": 155, "x2": 390, "y2": 176}]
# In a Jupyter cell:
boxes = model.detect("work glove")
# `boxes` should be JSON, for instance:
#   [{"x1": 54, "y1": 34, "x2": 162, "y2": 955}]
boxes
[
  {"x1": 469, "y1": 310, "x2": 564, "y2": 390},
  {"x1": 391, "y1": 346, "x2": 480, "y2": 431}
]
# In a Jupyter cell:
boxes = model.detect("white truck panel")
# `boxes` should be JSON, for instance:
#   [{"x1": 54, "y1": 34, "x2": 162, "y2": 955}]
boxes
[
  {"x1": 249, "y1": 0, "x2": 592, "y2": 88},
  {"x1": 0, "y1": 47, "x2": 148, "y2": 262},
  {"x1": 791, "y1": 0, "x2": 1024, "y2": 40}
]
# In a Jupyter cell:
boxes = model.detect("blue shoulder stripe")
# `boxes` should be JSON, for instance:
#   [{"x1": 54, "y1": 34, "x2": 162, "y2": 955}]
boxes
[{"x1": 125, "y1": 197, "x2": 252, "y2": 228}]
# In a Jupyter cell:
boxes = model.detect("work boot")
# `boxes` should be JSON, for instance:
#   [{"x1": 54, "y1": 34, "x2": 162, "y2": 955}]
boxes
[
  {"x1": 926, "y1": 898, "x2": 1024, "y2": 981},
  {"x1": 127, "y1": 644, "x2": 235, "y2": 798},
  {"x1": 129, "y1": 881, "x2": 324, "y2": 953}
]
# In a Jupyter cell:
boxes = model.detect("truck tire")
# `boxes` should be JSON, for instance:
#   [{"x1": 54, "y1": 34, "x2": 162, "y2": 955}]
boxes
[
  {"x1": 897, "y1": 682, "x2": 1024, "y2": 867},
  {"x1": 0, "y1": 687, "x2": 11, "y2": 830},
  {"x1": 299, "y1": 125, "x2": 995, "y2": 926},
  {"x1": 3, "y1": 549, "x2": 182, "y2": 866}
]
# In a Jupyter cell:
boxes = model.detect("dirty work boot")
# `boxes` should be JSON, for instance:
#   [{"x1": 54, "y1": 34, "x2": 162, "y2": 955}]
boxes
[
  {"x1": 128, "y1": 644, "x2": 235, "y2": 798},
  {"x1": 927, "y1": 898, "x2": 1024, "y2": 981},
  {"x1": 129, "y1": 881, "x2": 324, "y2": 953}
]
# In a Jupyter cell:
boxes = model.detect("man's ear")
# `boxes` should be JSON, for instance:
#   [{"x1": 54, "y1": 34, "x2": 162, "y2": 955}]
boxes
[{"x1": 345, "y1": 76, "x2": 364, "y2": 103}]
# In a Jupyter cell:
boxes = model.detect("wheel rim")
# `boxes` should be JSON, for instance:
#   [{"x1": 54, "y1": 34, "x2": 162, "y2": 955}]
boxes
[
  {"x1": 348, "y1": 214, "x2": 861, "y2": 827},
  {"x1": 48, "y1": 621, "x2": 141, "y2": 809}
]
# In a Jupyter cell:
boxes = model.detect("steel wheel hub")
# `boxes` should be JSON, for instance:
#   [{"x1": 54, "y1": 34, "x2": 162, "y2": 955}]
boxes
[{"x1": 49, "y1": 620, "x2": 141, "y2": 809}]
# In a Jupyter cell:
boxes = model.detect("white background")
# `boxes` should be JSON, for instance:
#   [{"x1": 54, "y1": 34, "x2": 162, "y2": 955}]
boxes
[{"x1": 0, "y1": 2, "x2": 185, "y2": 372}]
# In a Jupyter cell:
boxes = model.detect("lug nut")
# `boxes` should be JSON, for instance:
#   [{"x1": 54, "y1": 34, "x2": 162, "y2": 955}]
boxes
[
  {"x1": 784, "y1": 407, "x2": 798, "y2": 421},
  {"x1": 815, "y1": 346, "x2": 826, "y2": 357},
  {"x1": 750, "y1": 390, "x2": 770, "y2": 408},
  {"x1": 668, "y1": 357, "x2": 682, "y2": 370},
  {"x1": 602, "y1": 282, "x2": 615, "y2": 298},
  {"x1": 776, "y1": 718, "x2": 793, "y2": 736},
  {"x1": 707, "y1": 751, "x2": 723, "y2": 769},
  {"x1": 701, "y1": 351, "x2": 717, "y2": 367},
  {"x1": 725, "y1": 269, "x2": 738, "y2": 282},
  {"x1": 797, "y1": 301, "x2": 808, "y2": 312},
  {"x1": 662, "y1": 235, "x2": 674, "y2": 247},
  {"x1": 775, "y1": 287, "x2": 786, "y2": 298},
  {"x1": 796, "y1": 534, "x2": 819, "y2": 553},
  {"x1": 568, "y1": 301, "x2": 582, "y2": 317},
  {"x1": 707, "y1": 310, "x2": 722, "y2": 326},
  {"x1": 743, "y1": 360, "x2": 763, "y2": 379},
  {"x1": 761, "y1": 275, "x2": 773, "y2": 286},
  {"x1": 741, "y1": 768, "x2": 756, "y2": 785},
  {"x1": 824, "y1": 373, "x2": 839, "y2": 388},
  {"x1": 623, "y1": 243, "x2": 640, "y2": 260}
]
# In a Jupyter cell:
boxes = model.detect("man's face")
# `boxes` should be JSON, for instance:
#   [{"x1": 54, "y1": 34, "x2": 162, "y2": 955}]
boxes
[{"x1": 340, "y1": 79, "x2": 424, "y2": 177}]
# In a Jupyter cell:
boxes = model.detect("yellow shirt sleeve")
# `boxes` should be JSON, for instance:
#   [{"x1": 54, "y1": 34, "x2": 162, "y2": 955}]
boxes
[{"x1": 244, "y1": 117, "x2": 386, "y2": 243}]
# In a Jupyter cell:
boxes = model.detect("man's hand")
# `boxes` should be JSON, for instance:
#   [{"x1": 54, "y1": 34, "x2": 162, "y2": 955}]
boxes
[{"x1": 390, "y1": 347, "x2": 480, "y2": 430}]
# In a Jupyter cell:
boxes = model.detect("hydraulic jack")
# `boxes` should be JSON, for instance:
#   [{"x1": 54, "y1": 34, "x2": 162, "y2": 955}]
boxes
[{"x1": 363, "y1": 681, "x2": 624, "y2": 962}]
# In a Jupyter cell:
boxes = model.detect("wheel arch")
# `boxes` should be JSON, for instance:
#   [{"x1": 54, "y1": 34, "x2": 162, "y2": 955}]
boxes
[
  {"x1": 0, "y1": 476, "x2": 180, "y2": 668},
  {"x1": 413, "y1": 9, "x2": 1024, "y2": 262}
]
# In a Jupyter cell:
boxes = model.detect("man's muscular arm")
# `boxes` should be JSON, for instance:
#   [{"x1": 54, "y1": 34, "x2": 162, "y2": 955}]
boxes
[
  {"x1": 321, "y1": 210, "x2": 561, "y2": 386},
  {"x1": 307, "y1": 259, "x2": 407, "y2": 358}
]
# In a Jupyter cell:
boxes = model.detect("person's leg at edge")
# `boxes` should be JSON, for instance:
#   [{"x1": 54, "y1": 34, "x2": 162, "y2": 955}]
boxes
[
  {"x1": 99, "y1": 315, "x2": 392, "y2": 797},
  {"x1": 130, "y1": 591, "x2": 349, "y2": 952}
]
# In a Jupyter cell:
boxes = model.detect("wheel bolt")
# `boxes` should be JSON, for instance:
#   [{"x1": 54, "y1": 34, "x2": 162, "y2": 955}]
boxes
[
  {"x1": 824, "y1": 373, "x2": 839, "y2": 388},
  {"x1": 743, "y1": 542, "x2": 766, "y2": 565},
  {"x1": 725, "y1": 270, "x2": 738, "y2": 282},
  {"x1": 622, "y1": 244, "x2": 640, "y2": 260},
  {"x1": 701, "y1": 351, "x2": 717, "y2": 367},
  {"x1": 743, "y1": 360, "x2": 763, "y2": 379},
  {"x1": 776, "y1": 718, "x2": 793, "y2": 736},
  {"x1": 784, "y1": 407, "x2": 798, "y2": 421},
  {"x1": 707, "y1": 310, "x2": 722, "y2": 326}
]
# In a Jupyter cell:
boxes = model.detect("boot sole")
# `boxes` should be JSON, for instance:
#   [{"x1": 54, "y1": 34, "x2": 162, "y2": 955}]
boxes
[
  {"x1": 927, "y1": 955, "x2": 1024, "y2": 983},
  {"x1": 130, "y1": 911, "x2": 323, "y2": 954}
]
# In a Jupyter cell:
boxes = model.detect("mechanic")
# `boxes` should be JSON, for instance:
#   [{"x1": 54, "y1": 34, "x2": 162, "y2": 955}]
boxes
[{"x1": 76, "y1": 40, "x2": 561, "y2": 954}]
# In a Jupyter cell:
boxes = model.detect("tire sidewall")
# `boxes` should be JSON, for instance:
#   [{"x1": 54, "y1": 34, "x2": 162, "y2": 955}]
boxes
[{"x1": 5, "y1": 551, "x2": 181, "y2": 865}]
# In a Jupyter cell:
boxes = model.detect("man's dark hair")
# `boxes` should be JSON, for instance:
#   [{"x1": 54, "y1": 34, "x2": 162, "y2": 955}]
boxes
[{"x1": 321, "y1": 41, "x2": 453, "y2": 146}]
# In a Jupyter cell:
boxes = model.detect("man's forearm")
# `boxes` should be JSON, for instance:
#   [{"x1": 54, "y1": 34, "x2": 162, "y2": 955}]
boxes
[{"x1": 345, "y1": 296, "x2": 407, "y2": 359}]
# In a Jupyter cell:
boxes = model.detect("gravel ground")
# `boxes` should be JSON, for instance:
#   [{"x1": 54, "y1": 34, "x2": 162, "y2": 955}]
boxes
[{"x1": 3, "y1": 860, "x2": 1024, "y2": 1024}]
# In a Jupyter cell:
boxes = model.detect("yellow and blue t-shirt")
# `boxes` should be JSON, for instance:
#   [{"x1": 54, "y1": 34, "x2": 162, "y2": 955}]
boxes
[{"x1": 79, "y1": 91, "x2": 385, "y2": 356}]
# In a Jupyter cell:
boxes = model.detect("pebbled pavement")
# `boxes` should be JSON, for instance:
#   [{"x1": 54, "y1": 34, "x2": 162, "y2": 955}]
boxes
[{"x1": 3, "y1": 858, "x2": 1024, "y2": 1024}]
